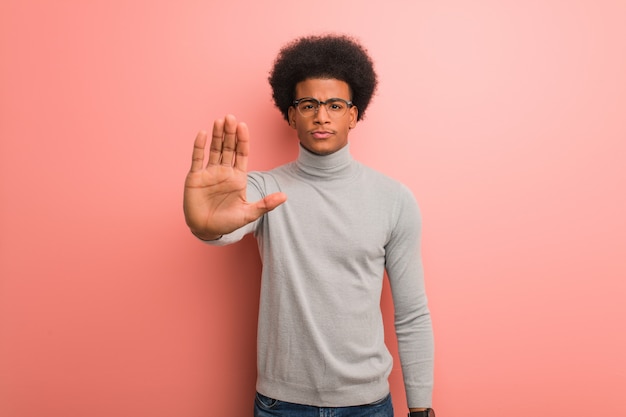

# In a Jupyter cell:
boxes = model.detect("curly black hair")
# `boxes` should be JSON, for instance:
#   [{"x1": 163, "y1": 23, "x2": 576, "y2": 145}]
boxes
[{"x1": 268, "y1": 34, "x2": 378, "y2": 122}]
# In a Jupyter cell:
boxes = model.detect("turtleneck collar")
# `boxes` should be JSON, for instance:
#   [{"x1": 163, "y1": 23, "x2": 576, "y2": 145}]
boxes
[{"x1": 294, "y1": 143, "x2": 357, "y2": 180}]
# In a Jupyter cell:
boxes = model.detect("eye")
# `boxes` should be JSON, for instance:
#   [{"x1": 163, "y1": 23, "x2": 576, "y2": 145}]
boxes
[
  {"x1": 327, "y1": 100, "x2": 345, "y2": 111},
  {"x1": 299, "y1": 100, "x2": 318, "y2": 111}
]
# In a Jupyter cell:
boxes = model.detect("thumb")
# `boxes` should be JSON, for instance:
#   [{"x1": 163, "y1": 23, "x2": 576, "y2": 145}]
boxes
[
  {"x1": 262, "y1": 192, "x2": 288, "y2": 212},
  {"x1": 257, "y1": 193, "x2": 287, "y2": 213},
  {"x1": 245, "y1": 192, "x2": 287, "y2": 222}
]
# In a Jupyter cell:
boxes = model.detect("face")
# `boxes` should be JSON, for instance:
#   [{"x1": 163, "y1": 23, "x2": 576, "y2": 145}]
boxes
[{"x1": 288, "y1": 78, "x2": 358, "y2": 155}]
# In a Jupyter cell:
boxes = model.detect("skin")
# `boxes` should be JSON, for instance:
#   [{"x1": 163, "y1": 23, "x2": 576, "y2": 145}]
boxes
[
  {"x1": 183, "y1": 78, "x2": 427, "y2": 413},
  {"x1": 183, "y1": 77, "x2": 356, "y2": 240},
  {"x1": 288, "y1": 78, "x2": 358, "y2": 155},
  {"x1": 183, "y1": 115, "x2": 287, "y2": 240}
]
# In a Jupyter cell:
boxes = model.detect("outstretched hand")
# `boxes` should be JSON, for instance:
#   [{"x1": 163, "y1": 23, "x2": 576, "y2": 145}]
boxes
[{"x1": 183, "y1": 114, "x2": 287, "y2": 240}]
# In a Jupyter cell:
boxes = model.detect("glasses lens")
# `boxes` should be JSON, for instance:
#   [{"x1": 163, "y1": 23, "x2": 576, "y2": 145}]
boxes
[
  {"x1": 297, "y1": 99, "x2": 319, "y2": 116},
  {"x1": 325, "y1": 99, "x2": 348, "y2": 116}
]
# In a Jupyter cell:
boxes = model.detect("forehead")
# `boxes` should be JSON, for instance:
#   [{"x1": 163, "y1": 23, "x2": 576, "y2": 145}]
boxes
[{"x1": 295, "y1": 78, "x2": 351, "y2": 99}]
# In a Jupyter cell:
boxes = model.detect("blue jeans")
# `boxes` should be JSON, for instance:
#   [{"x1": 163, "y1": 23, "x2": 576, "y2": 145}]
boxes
[{"x1": 254, "y1": 392, "x2": 394, "y2": 417}]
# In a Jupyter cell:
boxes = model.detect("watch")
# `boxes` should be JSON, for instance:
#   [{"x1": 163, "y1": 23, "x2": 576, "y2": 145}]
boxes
[{"x1": 408, "y1": 409, "x2": 435, "y2": 417}]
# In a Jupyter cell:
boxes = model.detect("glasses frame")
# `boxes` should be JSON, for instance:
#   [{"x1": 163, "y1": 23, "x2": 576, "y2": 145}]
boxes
[{"x1": 292, "y1": 97, "x2": 354, "y2": 118}]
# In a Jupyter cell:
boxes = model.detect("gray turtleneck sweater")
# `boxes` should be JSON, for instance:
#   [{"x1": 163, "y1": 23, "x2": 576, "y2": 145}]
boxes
[{"x1": 206, "y1": 144, "x2": 434, "y2": 408}]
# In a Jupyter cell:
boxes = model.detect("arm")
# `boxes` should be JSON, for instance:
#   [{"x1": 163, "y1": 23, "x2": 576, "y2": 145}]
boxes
[
  {"x1": 385, "y1": 188, "x2": 434, "y2": 410},
  {"x1": 183, "y1": 115, "x2": 287, "y2": 240}
]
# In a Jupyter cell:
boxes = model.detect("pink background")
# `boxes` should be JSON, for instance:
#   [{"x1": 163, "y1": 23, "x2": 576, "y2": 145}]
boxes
[{"x1": 1, "y1": 1, "x2": 625, "y2": 416}]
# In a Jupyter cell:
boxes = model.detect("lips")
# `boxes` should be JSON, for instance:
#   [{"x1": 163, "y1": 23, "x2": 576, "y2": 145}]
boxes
[{"x1": 311, "y1": 130, "x2": 333, "y2": 139}]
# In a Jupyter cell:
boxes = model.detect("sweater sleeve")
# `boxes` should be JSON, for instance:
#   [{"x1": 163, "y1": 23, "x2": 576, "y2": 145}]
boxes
[{"x1": 384, "y1": 185, "x2": 434, "y2": 408}]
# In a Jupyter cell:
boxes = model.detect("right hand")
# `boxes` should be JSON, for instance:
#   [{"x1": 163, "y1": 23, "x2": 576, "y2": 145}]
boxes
[{"x1": 183, "y1": 114, "x2": 287, "y2": 240}]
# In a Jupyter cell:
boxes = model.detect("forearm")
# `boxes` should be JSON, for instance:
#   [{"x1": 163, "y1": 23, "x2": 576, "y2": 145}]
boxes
[
  {"x1": 397, "y1": 311, "x2": 434, "y2": 408},
  {"x1": 387, "y1": 257, "x2": 434, "y2": 406}
]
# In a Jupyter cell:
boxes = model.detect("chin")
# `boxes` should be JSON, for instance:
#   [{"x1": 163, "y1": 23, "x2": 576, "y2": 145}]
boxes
[
  {"x1": 306, "y1": 147, "x2": 335, "y2": 156},
  {"x1": 301, "y1": 142, "x2": 346, "y2": 156}
]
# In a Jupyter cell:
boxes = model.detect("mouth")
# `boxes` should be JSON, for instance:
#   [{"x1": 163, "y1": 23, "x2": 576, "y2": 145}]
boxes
[{"x1": 310, "y1": 130, "x2": 334, "y2": 139}]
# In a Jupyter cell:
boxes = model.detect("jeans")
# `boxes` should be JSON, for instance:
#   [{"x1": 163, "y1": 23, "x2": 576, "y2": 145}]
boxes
[{"x1": 254, "y1": 392, "x2": 394, "y2": 417}]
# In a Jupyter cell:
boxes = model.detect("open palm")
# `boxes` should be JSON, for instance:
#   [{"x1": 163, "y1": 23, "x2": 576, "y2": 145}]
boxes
[{"x1": 183, "y1": 115, "x2": 287, "y2": 240}]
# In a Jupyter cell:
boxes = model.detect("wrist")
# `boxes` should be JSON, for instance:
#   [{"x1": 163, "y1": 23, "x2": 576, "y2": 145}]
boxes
[
  {"x1": 191, "y1": 229, "x2": 223, "y2": 241},
  {"x1": 408, "y1": 408, "x2": 435, "y2": 417}
]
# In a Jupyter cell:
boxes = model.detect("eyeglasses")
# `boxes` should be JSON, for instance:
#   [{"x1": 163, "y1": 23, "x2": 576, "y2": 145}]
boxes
[{"x1": 292, "y1": 97, "x2": 354, "y2": 118}]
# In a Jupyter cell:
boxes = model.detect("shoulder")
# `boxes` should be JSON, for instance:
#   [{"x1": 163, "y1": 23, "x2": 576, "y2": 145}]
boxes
[
  {"x1": 357, "y1": 163, "x2": 422, "y2": 227},
  {"x1": 359, "y1": 163, "x2": 417, "y2": 201}
]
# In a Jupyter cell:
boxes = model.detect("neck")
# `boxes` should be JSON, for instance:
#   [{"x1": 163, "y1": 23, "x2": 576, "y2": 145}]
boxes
[{"x1": 295, "y1": 143, "x2": 355, "y2": 179}]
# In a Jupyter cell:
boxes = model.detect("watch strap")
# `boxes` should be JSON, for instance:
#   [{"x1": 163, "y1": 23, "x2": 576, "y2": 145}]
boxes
[{"x1": 408, "y1": 409, "x2": 434, "y2": 417}]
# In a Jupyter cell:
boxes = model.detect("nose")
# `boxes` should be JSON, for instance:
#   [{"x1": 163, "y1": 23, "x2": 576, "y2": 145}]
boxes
[{"x1": 313, "y1": 103, "x2": 331, "y2": 123}]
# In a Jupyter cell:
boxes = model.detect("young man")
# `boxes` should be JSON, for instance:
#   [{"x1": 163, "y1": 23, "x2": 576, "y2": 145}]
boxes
[{"x1": 184, "y1": 34, "x2": 435, "y2": 417}]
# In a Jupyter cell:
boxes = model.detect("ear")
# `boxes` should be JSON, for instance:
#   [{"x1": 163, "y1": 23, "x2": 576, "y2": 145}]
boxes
[
  {"x1": 288, "y1": 107, "x2": 297, "y2": 129},
  {"x1": 349, "y1": 106, "x2": 358, "y2": 129}
]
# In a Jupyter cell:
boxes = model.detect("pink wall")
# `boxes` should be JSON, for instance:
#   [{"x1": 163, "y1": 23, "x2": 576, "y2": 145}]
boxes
[{"x1": 1, "y1": 1, "x2": 625, "y2": 416}]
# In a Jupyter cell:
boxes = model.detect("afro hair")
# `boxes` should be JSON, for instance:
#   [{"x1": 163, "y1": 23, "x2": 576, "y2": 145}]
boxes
[{"x1": 268, "y1": 34, "x2": 378, "y2": 122}]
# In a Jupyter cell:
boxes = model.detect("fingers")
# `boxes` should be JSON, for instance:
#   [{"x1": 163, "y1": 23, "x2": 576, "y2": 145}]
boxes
[
  {"x1": 190, "y1": 130, "x2": 208, "y2": 172},
  {"x1": 208, "y1": 118, "x2": 225, "y2": 166},
  {"x1": 220, "y1": 114, "x2": 239, "y2": 166},
  {"x1": 207, "y1": 115, "x2": 247, "y2": 168},
  {"x1": 234, "y1": 121, "x2": 250, "y2": 172}
]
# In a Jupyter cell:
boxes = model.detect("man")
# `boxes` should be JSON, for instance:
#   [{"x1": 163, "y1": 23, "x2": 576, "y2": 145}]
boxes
[{"x1": 184, "y1": 34, "x2": 435, "y2": 417}]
